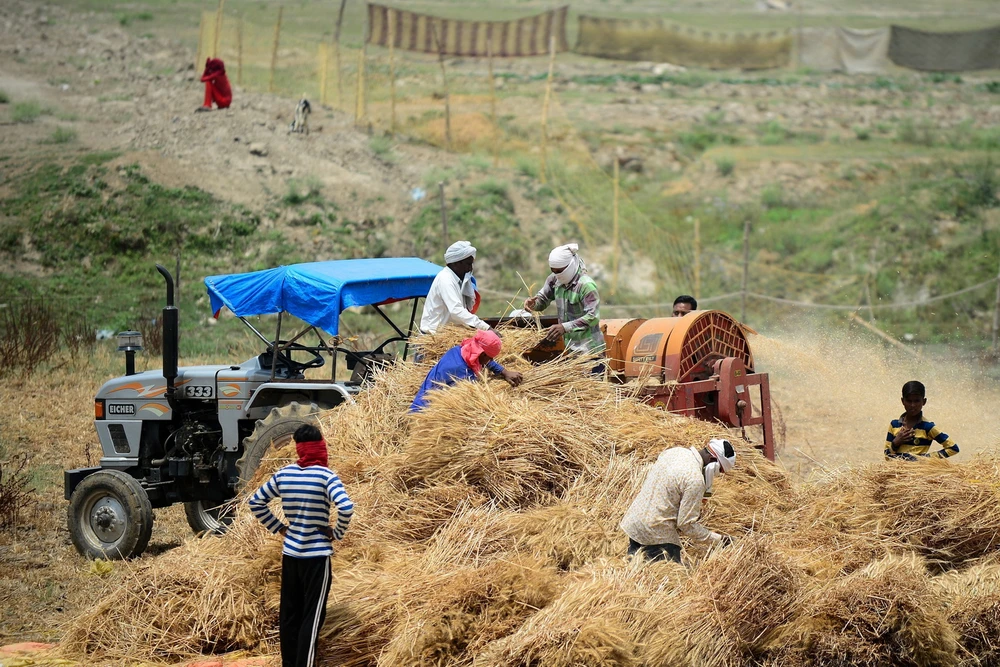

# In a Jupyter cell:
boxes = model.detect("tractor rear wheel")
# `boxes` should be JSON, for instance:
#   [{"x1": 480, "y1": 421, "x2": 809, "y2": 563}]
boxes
[
  {"x1": 68, "y1": 470, "x2": 153, "y2": 560},
  {"x1": 183, "y1": 499, "x2": 234, "y2": 535},
  {"x1": 237, "y1": 402, "x2": 322, "y2": 489}
]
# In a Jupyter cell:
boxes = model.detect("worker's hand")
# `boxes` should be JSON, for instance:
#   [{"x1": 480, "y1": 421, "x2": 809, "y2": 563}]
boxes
[
  {"x1": 318, "y1": 526, "x2": 335, "y2": 539},
  {"x1": 718, "y1": 534, "x2": 734, "y2": 548},
  {"x1": 501, "y1": 369, "x2": 523, "y2": 387},
  {"x1": 278, "y1": 526, "x2": 288, "y2": 537},
  {"x1": 892, "y1": 427, "x2": 914, "y2": 447},
  {"x1": 544, "y1": 323, "x2": 566, "y2": 342},
  {"x1": 523, "y1": 297, "x2": 538, "y2": 311}
]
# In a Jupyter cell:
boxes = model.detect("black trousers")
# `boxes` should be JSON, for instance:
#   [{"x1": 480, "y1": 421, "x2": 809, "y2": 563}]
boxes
[
  {"x1": 628, "y1": 538, "x2": 682, "y2": 564},
  {"x1": 280, "y1": 555, "x2": 332, "y2": 667}
]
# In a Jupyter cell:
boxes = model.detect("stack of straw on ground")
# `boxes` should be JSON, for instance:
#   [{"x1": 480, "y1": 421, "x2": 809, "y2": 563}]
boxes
[{"x1": 63, "y1": 327, "x2": 1000, "y2": 666}]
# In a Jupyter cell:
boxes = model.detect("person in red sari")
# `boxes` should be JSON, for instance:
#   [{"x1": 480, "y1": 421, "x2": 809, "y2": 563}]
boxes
[{"x1": 197, "y1": 58, "x2": 232, "y2": 112}]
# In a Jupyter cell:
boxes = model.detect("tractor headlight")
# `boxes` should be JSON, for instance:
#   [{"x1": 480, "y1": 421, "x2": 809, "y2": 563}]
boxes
[{"x1": 116, "y1": 331, "x2": 144, "y2": 353}]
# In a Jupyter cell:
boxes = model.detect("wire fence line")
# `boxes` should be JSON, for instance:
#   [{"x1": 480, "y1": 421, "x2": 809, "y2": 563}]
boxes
[{"x1": 479, "y1": 277, "x2": 1000, "y2": 315}]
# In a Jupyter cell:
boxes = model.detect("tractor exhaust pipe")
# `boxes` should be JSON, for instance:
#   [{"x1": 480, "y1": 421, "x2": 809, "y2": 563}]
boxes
[{"x1": 155, "y1": 264, "x2": 180, "y2": 413}]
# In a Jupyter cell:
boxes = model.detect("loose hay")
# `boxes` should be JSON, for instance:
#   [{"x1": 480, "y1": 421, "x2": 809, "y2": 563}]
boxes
[{"x1": 60, "y1": 328, "x2": 1000, "y2": 667}]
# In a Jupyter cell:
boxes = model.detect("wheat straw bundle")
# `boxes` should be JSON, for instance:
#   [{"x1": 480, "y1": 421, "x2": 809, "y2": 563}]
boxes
[
  {"x1": 701, "y1": 445, "x2": 799, "y2": 539},
  {"x1": 62, "y1": 539, "x2": 278, "y2": 662},
  {"x1": 319, "y1": 554, "x2": 437, "y2": 667},
  {"x1": 410, "y1": 326, "x2": 548, "y2": 367},
  {"x1": 780, "y1": 552, "x2": 960, "y2": 667},
  {"x1": 391, "y1": 381, "x2": 596, "y2": 508},
  {"x1": 478, "y1": 559, "x2": 688, "y2": 667},
  {"x1": 379, "y1": 557, "x2": 562, "y2": 666},
  {"x1": 854, "y1": 458, "x2": 1000, "y2": 566},
  {"x1": 642, "y1": 536, "x2": 803, "y2": 667},
  {"x1": 934, "y1": 562, "x2": 1000, "y2": 665}
]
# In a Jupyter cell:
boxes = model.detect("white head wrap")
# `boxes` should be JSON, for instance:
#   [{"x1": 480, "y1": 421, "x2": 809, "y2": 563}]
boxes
[
  {"x1": 707, "y1": 438, "x2": 736, "y2": 473},
  {"x1": 444, "y1": 241, "x2": 476, "y2": 264},
  {"x1": 549, "y1": 243, "x2": 582, "y2": 286}
]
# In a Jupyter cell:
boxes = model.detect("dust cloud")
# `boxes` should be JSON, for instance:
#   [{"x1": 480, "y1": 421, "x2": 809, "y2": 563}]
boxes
[{"x1": 750, "y1": 321, "x2": 1000, "y2": 480}]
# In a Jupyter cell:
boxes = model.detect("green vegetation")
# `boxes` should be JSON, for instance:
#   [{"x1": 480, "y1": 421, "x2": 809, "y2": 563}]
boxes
[
  {"x1": 0, "y1": 90, "x2": 9, "y2": 104},
  {"x1": 715, "y1": 157, "x2": 735, "y2": 177},
  {"x1": 282, "y1": 177, "x2": 324, "y2": 206},
  {"x1": 43, "y1": 127, "x2": 78, "y2": 144},
  {"x1": 410, "y1": 179, "x2": 531, "y2": 289},
  {"x1": 12, "y1": 101, "x2": 43, "y2": 124},
  {"x1": 369, "y1": 135, "x2": 396, "y2": 161}
]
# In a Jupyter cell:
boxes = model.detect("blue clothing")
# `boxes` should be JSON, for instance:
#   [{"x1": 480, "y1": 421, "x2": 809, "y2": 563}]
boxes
[
  {"x1": 249, "y1": 464, "x2": 354, "y2": 558},
  {"x1": 409, "y1": 345, "x2": 504, "y2": 412}
]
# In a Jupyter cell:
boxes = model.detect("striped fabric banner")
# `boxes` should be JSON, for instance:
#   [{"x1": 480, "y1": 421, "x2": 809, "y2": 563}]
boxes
[
  {"x1": 366, "y1": 4, "x2": 569, "y2": 57},
  {"x1": 575, "y1": 15, "x2": 792, "y2": 70}
]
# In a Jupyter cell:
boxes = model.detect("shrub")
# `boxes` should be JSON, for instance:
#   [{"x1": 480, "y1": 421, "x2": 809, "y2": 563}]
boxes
[
  {"x1": 0, "y1": 297, "x2": 61, "y2": 376},
  {"x1": 12, "y1": 101, "x2": 42, "y2": 123},
  {"x1": 0, "y1": 453, "x2": 35, "y2": 531},
  {"x1": 715, "y1": 158, "x2": 735, "y2": 177},
  {"x1": 760, "y1": 184, "x2": 786, "y2": 209},
  {"x1": 45, "y1": 127, "x2": 77, "y2": 144},
  {"x1": 0, "y1": 90, "x2": 9, "y2": 104},
  {"x1": 369, "y1": 135, "x2": 394, "y2": 159},
  {"x1": 854, "y1": 127, "x2": 871, "y2": 141},
  {"x1": 896, "y1": 118, "x2": 936, "y2": 147}
]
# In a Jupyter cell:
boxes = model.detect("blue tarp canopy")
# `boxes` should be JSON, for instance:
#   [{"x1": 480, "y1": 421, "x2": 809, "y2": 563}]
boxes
[{"x1": 204, "y1": 258, "x2": 442, "y2": 336}]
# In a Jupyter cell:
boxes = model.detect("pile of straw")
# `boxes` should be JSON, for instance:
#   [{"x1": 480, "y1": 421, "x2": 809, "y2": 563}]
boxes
[{"x1": 62, "y1": 325, "x2": 1000, "y2": 666}]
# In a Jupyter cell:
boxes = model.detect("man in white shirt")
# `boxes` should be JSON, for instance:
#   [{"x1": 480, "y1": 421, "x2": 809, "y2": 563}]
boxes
[
  {"x1": 620, "y1": 438, "x2": 736, "y2": 563},
  {"x1": 420, "y1": 240, "x2": 491, "y2": 334}
]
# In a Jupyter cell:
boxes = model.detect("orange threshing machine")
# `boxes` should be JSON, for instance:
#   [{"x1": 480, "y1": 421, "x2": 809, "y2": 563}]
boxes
[{"x1": 493, "y1": 310, "x2": 775, "y2": 461}]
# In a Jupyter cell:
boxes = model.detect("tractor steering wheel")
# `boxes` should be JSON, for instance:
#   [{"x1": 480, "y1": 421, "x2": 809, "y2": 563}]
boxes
[{"x1": 269, "y1": 341, "x2": 326, "y2": 373}]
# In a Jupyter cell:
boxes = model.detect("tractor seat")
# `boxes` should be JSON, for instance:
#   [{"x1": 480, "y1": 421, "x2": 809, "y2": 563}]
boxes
[{"x1": 345, "y1": 351, "x2": 396, "y2": 385}]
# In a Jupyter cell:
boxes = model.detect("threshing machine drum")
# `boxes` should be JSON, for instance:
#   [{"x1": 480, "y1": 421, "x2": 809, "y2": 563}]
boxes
[{"x1": 623, "y1": 311, "x2": 754, "y2": 383}]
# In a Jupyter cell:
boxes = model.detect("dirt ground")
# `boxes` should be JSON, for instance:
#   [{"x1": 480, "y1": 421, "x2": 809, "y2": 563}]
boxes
[{"x1": 3, "y1": 0, "x2": 1000, "y2": 656}]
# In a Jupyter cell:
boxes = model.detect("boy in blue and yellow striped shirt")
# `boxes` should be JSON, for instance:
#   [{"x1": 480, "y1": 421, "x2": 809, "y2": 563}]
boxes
[{"x1": 884, "y1": 381, "x2": 959, "y2": 461}]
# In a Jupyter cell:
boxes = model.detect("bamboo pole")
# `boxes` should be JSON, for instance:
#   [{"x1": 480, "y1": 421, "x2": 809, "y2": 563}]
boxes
[
  {"x1": 741, "y1": 216, "x2": 751, "y2": 323},
  {"x1": 539, "y1": 34, "x2": 556, "y2": 183},
  {"x1": 388, "y1": 11, "x2": 397, "y2": 136},
  {"x1": 354, "y1": 47, "x2": 366, "y2": 124},
  {"x1": 236, "y1": 15, "x2": 243, "y2": 86},
  {"x1": 693, "y1": 216, "x2": 701, "y2": 300},
  {"x1": 439, "y1": 182, "x2": 450, "y2": 246},
  {"x1": 611, "y1": 157, "x2": 620, "y2": 297},
  {"x1": 195, "y1": 12, "x2": 206, "y2": 71},
  {"x1": 992, "y1": 256, "x2": 1000, "y2": 352},
  {"x1": 333, "y1": 0, "x2": 347, "y2": 111},
  {"x1": 850, "y1": 314, "x2": 919, "y2": 357},
  {"x1": 213, "y1": 0, "x2": 226, "y2": 58},
  {"x1": 269, "y1": 6, "x2": 283, "y2": 94},
  {"x1": 487, "y1": 35, "x2": 499, "y2": 167},
  {"x1": 319, "y1": 44, "x2": 329, "y2": 106},
  {"x1": 431, "y1": 21, "x2": 452, "y2": 150}
]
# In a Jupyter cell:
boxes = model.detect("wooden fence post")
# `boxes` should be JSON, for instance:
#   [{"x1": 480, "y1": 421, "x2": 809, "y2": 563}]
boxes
[
  {"x1": 236, "y1": 15, "x2": 243, "y2": 86},
  {"x1": 488, "y1": 35, "x2": 499, "y2": 166},
  {"x1": 269, "y1": 7, "x2": 283, "y2": 94},
  {"x1": 693, "y1": 216, "x2": 701, "y2": 300},
  {"x1": 439, "y1": 182, "x2": 450, "y2": 246},
  {"x1": 992, "y1": 256, "x2": 1000, "y2": 352},
  {"x1": 319, "y1": 44, "x2": 329, "y2": 106},
  {"x1": 431, "y1": 21, "x2": 452, "y2": 150},
  {"x1": 195, "y1": 12, "x2": 206, "y2": 71},
  {"x1": 611, "y1": 157, "x2": 620, "y2": 297},
  {"x1": 334, "y1": 0, "x2": 347, "y2": 110},
  {"x1": 354, "y1": 47, "x2": 366, "y2": 124},
  {"x1": 389, "y1": 11, "x2": 397, "y2": 136},
  {"x1": 213, "y1": 0, "x2": 226, "y2": 58},
  {"x1": 539, "y1": 34, "x2": 556, "y2": 183},
  {"x1": 741, "y1": 216, "x2": 752, "y2": 323}
]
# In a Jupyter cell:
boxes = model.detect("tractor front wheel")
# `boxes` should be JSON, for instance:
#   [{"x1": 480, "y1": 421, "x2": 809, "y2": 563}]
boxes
[
  {"x1": 68, "y1": 470, "x2": 153, "y2": 560},
  {"x1": 237, "y1": 402, "x2": 322, "y2": 490}
]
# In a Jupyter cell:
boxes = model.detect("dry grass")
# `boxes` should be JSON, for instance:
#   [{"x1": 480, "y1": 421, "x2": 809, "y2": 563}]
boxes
[{"x1": 54, "y1": 330, "x2": 1000, "y2": 666}]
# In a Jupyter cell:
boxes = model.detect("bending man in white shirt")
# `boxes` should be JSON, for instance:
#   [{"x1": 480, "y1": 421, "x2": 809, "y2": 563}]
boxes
[
  {"x1": 619, "y1": 438, "x2": 736, "y2": 564},
  {"x1": 420, "y1": 240, "x2": 491, "y2": 334}
]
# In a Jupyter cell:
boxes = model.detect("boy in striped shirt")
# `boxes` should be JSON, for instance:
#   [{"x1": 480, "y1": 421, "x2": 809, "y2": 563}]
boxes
[
  {"x1": 249, "y1": 424, "x2": 354, "y2": 667},
  {"x1": 884, "y1": 380, "x2": 959, "y2": 461}
]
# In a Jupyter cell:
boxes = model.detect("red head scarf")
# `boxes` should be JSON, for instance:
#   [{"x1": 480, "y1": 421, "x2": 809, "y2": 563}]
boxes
[
  {"x1": 201, "y1": 58, "x2": 226, "y2": 82},
  {"x1": 460, "y1": 330, "x2": 502, "y2": 374},
  {"x1": 296, "y1": 439, "x2": 328, "y2": 468}
]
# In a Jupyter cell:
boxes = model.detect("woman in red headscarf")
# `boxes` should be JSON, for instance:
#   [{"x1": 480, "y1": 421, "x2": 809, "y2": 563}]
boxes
[
  {"x1": 197, "y1": 57, "x2": 232, "y2": 111},
  {"x1": 409, "y1": 330, "x2": 522, "y2": 412}
]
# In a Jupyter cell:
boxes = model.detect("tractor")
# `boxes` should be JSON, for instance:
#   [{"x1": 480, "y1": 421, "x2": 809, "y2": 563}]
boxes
[{"x1": 65, "y1": 258, "x2": 441, "y2": 559}]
